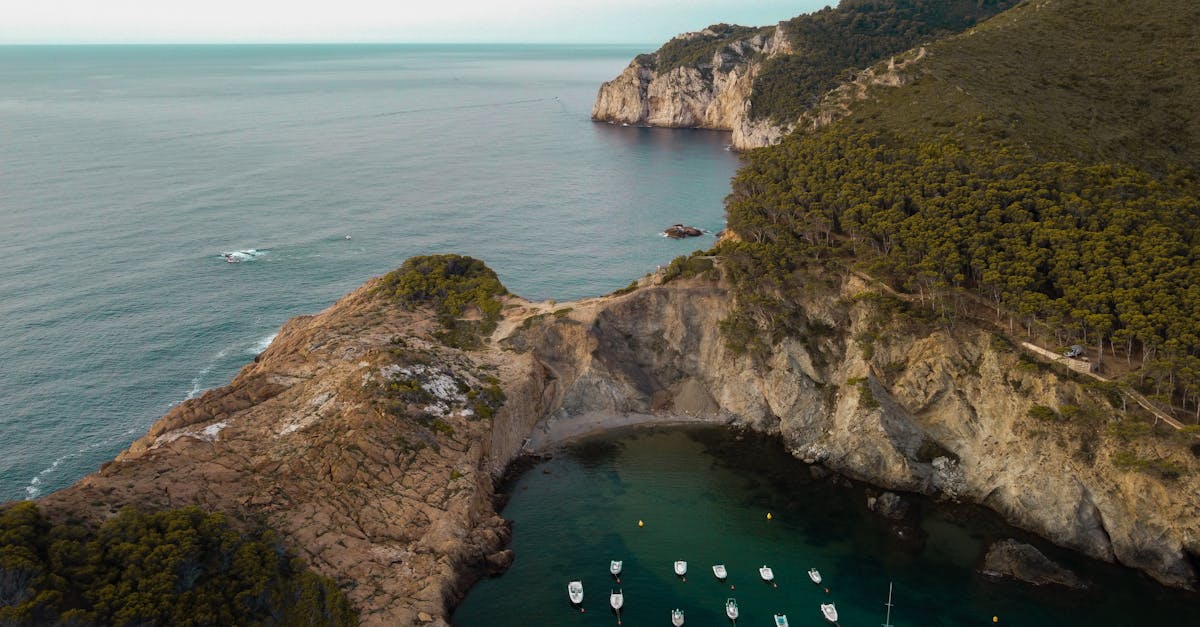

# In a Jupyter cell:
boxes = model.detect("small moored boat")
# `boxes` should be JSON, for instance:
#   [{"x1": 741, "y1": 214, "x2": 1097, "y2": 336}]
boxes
[
  {"x1": 808, "y1": 568, "x2": 822, "y2": 584},
  {"x1": 610, "y1": 560, "x2": 622, "y2": 583},
  {"x1": 725, "y1": 598, "x2": 739, "y2": 621},
  {"x1": 774, "y1": 614, "x2": 789, "y2": 627},
  {"x1": 671, "y1": 608, "x2": 685, "y2": 626},
  {"x1": 760, "y1": 565, "x2": 775, "y2": 583},
  {"x1": 674, "y1": 560, "x2": 687, "y2": 576},
  {"x1": 568, "y1": 580, "x2": 583, "y2": 605},
  {"x1": 611, "y1": 588, "x2": 624, "y2": 625},
  {"x1": 821, "y1": 602, "x2": 838, "y2": 623},
  {"x1": 712, "y1": 564, "x2": 728, "y2": 580}
]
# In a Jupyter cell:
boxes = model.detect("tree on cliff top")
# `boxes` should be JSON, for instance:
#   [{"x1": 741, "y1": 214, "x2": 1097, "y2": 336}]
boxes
[{"x1": 375, "y1": 254, "x2": 508, "y2": 348}]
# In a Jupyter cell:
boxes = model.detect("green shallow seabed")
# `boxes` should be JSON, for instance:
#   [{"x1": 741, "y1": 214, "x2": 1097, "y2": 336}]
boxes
[{"x1": 454, "y1": 427, "x2": 1200, "y2": 626}]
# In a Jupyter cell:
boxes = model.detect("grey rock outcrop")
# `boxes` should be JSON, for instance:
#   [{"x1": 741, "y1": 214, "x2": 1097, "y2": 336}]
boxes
[{"x1": 982, "y1": 539, "x2": 1088, "y2": 588}]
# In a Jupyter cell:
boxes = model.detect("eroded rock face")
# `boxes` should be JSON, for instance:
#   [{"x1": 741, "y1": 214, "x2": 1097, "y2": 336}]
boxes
[
  {"x1": 592, "y1": 27, "x2": 791, "y2": 149},
  {"x1": 509, "y1": 273, "x2": 1200, "y2": 591},
  {"x1": 592, "y1": 26, "x2": 926, "y2": 150},
  {"x1": 982, "y1": 539, "x2": 1088, "y2": 589},
  {"x1": 39, "y1": 282, "x2": 549, "y2": 627},
  {"x1": 34, "y1": 265, "x2": 1200, "y2": 625}
]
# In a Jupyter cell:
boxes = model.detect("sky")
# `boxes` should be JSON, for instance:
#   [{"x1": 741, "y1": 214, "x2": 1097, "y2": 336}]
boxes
[{"x1": 3, "y1": 1, "x2": 832, "y2": 45}]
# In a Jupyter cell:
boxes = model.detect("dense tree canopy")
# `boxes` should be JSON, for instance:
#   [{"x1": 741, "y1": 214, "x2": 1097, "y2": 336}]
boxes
[
  {"x1": 750, "y1": 0, "x2": 1019, "y2": 123},
  {"x1": 720, "y1": 0, "x2": 1200, "y2": 419},
  {"x1": 0, "y1": 503, "x2": 356, "y2": 626}
]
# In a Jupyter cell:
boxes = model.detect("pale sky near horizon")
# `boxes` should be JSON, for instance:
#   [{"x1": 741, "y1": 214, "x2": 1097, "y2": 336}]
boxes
[{"x1": 4, "y1": 1, "x2": 833, "y2": 45}]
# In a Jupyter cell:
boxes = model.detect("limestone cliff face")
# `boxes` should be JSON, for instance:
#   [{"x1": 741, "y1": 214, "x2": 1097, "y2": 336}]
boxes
[
  {"x1": 37, "y1": 266, "x2": 1200, "y2": 625},
  {"x1": 592, "y1": 26, "x2": 792, "y2": 149},
  {"x1": 593, "y1": 26, "x2": 927, "y2": 150},
  {"x1": 509, "y1": 273, "x2": 1200, "y2": 591}
]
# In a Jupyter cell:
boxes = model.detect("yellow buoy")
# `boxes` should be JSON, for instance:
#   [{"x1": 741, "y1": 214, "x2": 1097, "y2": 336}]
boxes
[
  {"x1": 993, "y1": 617, "x2": 999, "y2": 623},
  {"x1": 766, "y1": 512, "x2": 773, "y2": 520},
  {"x1": 638, "y1": 520, "x2": 644, "y2": 527}
]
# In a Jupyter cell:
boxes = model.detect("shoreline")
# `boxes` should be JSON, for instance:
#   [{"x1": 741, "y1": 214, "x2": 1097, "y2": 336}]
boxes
[{"x1": 524, "y1": 410, "x2": 734, "y2": 452}]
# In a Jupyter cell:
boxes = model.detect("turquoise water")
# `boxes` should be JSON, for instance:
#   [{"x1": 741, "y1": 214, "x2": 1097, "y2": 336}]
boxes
[
  {"x1": 0, "y1": 45, "x2": 740, "y2": 500},
  {"x1": 454, "y1": 428, "x2": 1200, "y2": 626}
]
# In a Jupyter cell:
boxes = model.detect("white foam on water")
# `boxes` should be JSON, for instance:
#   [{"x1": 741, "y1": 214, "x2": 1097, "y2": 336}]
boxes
[
  {"x1": 183, "y1": 347, "x2": 230, "y2": 401},
  {"x1": 24, "y1": 437, "x2": 120, "y2": 499},
  {"x1": 247, "y1": 332, "x2": 278, "y2": 355}
]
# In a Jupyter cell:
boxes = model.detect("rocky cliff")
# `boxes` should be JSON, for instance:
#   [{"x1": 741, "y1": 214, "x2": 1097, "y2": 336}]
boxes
[
  {"x1": 591, "y1": 23, "x2": 930, "y2": 150},
  {"x1": 591, "y1": 25, "x2": 793, "y2": 150},
  {"x1": 36, "y1": 262, "x2": 1200, "y2": 624}
]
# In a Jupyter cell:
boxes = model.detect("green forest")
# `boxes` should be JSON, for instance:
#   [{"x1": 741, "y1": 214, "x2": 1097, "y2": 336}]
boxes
[
  {"x1": 750, "y1": 0, "x2": 1019, "y2": 123},
  {"x1": 0, "y1": 502, "x2": 356, "y2": 626},
  {"x1": 718, "y1": 0, "x2": 1200, "y2": 419}
]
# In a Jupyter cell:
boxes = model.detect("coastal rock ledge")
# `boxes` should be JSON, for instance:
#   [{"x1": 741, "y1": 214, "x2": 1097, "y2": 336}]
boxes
[
  {"x1": 31, "y1": 261, "x2": 1200, "y2": 624},
  {"x1": 982, "y1": 539, "x2": 1089, "y2": 589}
]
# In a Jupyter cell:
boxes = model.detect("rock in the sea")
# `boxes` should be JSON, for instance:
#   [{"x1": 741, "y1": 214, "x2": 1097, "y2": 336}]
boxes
[
  {"x1": 868, "y1": 491, "x2": 911, "y2": 521},
  {"x1": 981, "y1": 539, "x2": 1088, "y2": 589},
  {"x1": 664, "y1": 224, "x2": 704, "y2": 239}
]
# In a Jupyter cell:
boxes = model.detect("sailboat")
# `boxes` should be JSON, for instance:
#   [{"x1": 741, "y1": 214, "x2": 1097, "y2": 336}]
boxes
[
  {"x1": 610, "y1": 560, "x2": 622, "y2": 583},
  {"x1": 567, "y1": 580, "x2": 583, "y2": 605},
  {"x1": 820, "y1": 602, "x2": 838, "y2": 623},
  {"x1": 760, "y1": 564, "x2": 777, "y2": 587},
  {"x1": 883, "y1": 581, "x2": 895, "y2": 627},
  {"x1": 725, "y1": 598, "x2": 739, "y2": 622},
  {"x1": 671, "y1": 608, "x2": 685, "y2": 626},
  {"x1": 808, "y1": 568, "x2": 822, "y2": 584},
  {"x1": 712, "y1": 564, "x2": 728, "y2": 580},
  {"x1": 674, "y1": 560, "x2": 688, "y2": 582}
]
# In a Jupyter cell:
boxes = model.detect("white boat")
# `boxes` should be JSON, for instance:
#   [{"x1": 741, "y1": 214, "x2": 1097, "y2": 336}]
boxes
[
  {"x1": 674, "y1": 560, "x2": 687, "y2": 576},
  {"x1": 820, "y1": 602, "x2": 838, "y2": 623},
  {"x1": 725, "y1": 598, "x2": 739, "y2": 621},
  {"x1": 773, "y1": 614, "x2": 789, "y2": 627},
  {"x1": 567, "y1": 580, "x2": 583, "y2": 605},
  {"x1": 712, "y1": 564, "x2": 728, "y2": 580},
  {"x1": 759, "y1": 565, "x2": 775, "y2": 582},
  {"x1": 610, "y1": 588, "x2": 623, "y2": 610},
  {"x1": 610, "y1": 560, "x2": 622, "y2": 576},
  {"x1": 808, "y1": 568, "x2": 822, "y2": 584},
  {"x1": 671, "y1": 608, "x2": 685, "y2": 626}
]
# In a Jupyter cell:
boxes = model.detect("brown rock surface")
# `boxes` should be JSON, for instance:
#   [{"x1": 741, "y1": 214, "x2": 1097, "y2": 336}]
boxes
[{"x1": 35, "y1": 262, "x2": 1200, "y2": 625}]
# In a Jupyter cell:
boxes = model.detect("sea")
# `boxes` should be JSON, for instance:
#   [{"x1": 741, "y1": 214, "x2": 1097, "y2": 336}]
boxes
[
  {"x1": 454, "y1": 428, "x2": 1200, "y2": 626},
  {"x1": 3, "y1": 45, "x2": 1198, "y2": 626},
  {"x1": 0, "y1": 44, "x2": 737, "y2": 501}
]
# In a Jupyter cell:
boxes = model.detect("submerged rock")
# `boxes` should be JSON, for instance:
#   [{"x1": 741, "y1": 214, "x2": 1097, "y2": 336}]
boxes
[{"x1": 982, "y1": 539, "x2": 1088, "y2": 589}]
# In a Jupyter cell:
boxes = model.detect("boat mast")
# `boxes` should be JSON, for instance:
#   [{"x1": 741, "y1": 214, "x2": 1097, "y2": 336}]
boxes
[{"x1": 882, "y1": 581, "x2": 894, "y2": 627}]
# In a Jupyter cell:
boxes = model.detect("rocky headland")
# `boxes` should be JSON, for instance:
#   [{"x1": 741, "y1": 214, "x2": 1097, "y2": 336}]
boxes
[
  {"x1": 32, "y1": 256, "x2": 1200, "y2": 624},
  {"x1": 590, "y1": 23, "x2": 927, "y2": 150}
]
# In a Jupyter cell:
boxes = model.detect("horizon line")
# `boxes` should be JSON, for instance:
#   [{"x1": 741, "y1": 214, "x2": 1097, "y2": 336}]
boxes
[{"x1": 0, "y1": 40, "x2": 659, "y2": 47}]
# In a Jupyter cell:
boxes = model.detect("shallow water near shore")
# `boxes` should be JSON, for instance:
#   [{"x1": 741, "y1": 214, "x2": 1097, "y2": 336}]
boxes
[{"x1": 453, "y1": 427, "x2": 1200, "y2": 626}]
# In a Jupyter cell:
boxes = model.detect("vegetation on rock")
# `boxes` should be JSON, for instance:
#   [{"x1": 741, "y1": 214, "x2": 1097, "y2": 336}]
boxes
[
  {"x1": 719, "y1": 0, "x2": 1200, "y2": 419},
  {"x1": 751, "y1": 0, "x2": 1018, "y2": 124},
  {"x1": 0, "y1": 502, "x2": 355, "y2": 626},
  {"x1": 652, "y1": 23, "x2": 767, "y2": 73},
  {"x1": 374, "y1": 254, "x2": 508, "y2": 349}
]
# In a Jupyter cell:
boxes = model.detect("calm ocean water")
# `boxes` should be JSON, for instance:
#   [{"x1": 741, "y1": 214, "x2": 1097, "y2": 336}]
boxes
[
  {"x1": 0, "y1": 44, "x2": 739, "y2": 500},
  {"x1": 454, "y1": 429, "x2": 1200, "y2": 626}
]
